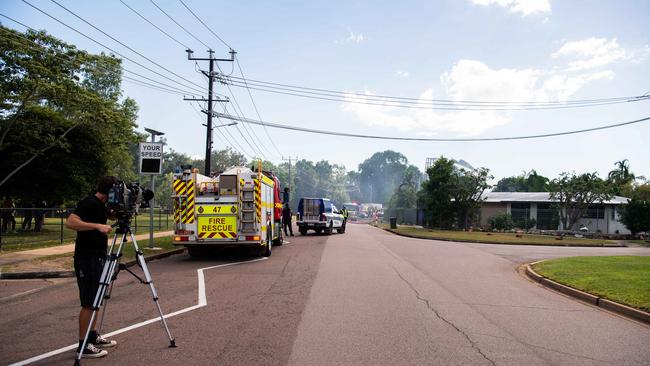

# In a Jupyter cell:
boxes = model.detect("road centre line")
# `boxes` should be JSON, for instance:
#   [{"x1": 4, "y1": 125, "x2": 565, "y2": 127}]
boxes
[{"x1": 9, "y1": 257, "x2": 268, "y2": 366}]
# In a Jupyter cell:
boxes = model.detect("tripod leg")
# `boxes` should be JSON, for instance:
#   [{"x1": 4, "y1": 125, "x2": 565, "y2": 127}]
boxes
[
  {"x1": 74, "y1": 232, "x2": 125, "y2": 365},
  {"x1": 97, "y1": 231, "x2": 127, "y2": 334},
  {"x1": 129, "y1": 231, "x2": 176, "y2": 347}
]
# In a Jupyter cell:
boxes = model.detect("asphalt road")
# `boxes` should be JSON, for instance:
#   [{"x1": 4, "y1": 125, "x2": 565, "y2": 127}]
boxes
[{"x1": 1, "y1": 224, "x2": 649, "y2": 365}]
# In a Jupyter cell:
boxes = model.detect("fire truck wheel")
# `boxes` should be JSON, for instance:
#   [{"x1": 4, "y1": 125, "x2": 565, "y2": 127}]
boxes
[
  {"x1": 273, "y1": 231, "x2": 283, "y2": 246},
  {"x1": 187, "y1": 246, "x2": 208, "y2": 257},
  {"x1": 261, "y1": 228, "x2": 272, "y2": 257},
  {"x1": 299, "y1": 227, "x2": 307, "y2": 235}
]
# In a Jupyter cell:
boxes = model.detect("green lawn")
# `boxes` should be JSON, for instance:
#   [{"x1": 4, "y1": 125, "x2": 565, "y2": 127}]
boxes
[
  {"x1": 1, "y1": 213, "x2": 174, "y2": 251},
  {"x1": 533, "y1": 256, "x2": 650, "y2": 312},
  {"x1": 11, "y1": 237, "x2": 179, "y2": 272},
  {"x1": 376, "y1": 224, "x2": 619, "y2": 246}
]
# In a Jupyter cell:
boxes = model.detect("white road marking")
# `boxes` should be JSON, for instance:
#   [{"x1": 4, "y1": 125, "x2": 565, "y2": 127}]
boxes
[{"x1": 9, "y1": 257, "x2": 268, "y2": 366}]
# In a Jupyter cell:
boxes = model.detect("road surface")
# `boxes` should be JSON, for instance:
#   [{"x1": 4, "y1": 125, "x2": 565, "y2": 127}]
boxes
[{"x1": 1, "y1": 224, "x2": 649, "y2": 365}]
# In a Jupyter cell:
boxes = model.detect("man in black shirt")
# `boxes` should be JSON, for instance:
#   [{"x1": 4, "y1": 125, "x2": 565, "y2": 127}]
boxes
[
  {"x1": 66, "y1": 176, "x2": 118, "y2": 358},
  {"x1": 282, "y1": 203, "x2": 294, "y2": 236}
]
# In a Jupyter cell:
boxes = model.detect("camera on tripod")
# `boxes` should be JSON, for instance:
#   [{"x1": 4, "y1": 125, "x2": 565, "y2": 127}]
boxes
[{"x1": 107, "y1": 181, "x2": 154, "y2": 221}]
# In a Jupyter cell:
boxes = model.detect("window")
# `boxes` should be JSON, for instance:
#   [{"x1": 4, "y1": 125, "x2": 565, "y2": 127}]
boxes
[{"x1": 583, "y1": 205, "x2": 605, "y2": 219}]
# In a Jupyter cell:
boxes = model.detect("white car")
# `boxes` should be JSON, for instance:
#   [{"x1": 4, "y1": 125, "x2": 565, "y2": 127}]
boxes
[{"x1": 297, "y1": 198, "x2": 346, "y2": 235}]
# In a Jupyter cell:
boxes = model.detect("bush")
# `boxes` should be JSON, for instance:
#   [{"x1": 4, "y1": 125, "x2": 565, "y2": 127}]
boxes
[
  {"x1": 488, "y1": 213, "x2": 515, "y2": 231},
  {"x1": 513, "y1": 217, "x2": 537, "y2": 230}
]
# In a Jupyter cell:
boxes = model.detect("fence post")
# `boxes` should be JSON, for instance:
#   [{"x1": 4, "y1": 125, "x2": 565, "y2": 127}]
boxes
[
  {"x1": 158, "y1": 206, "x2": 161, "y2": 230},
  {"x1": 60, "y1": 211, "x2": 64, "y2": 243}
]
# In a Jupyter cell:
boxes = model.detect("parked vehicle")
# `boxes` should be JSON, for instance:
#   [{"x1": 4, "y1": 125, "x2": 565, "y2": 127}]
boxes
[
  {"x1": 297, "y1": 198, "x2": 346, "y2": 235},
  {"x1": 171, "y1": 164, "x2": 283, "y2": 257},
  {"x1": 342, "y1": 202, "x2": 360, "y2": 222}
]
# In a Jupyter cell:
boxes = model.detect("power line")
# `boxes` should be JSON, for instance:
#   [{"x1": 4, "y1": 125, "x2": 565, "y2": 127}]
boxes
[
  {"x1": 223, "y1": 81, "x2": 276, "y2": 159},
  {"x1": 235, "y1": 57, "x2": 284, "y2": 157},
  {"x1": 215, "y1": 113, "x2": 650, "y2": 142},
  {"x1": 0, "y1": 19, "x2": 205, "y2": 96},
  {"x1": 47, "y1": 0, "x2": 205, "y2": 91},
  {"x1": 19, "y1": 1, "x2": 206, "y2": 95},
  {"x1": 223, "y1": 79, "x2": 647, "y2": 111},
  {"x1": 149, "y1": 0, "x2": 210, "y2": 50},
  {"x1": 119, "y1": 0, "x2": 189, "y2": 50},
  {"x1": 178, "y1": 0, "x2": 232, "y2": 50},
  {"x1": 224, "y1": 75, "x2": 645, "y2": 106}
]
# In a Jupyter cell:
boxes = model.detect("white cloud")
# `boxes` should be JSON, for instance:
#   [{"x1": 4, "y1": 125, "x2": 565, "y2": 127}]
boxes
[
  {"x1": 395, "y1": 70, "x2": 410, "y2": 78},
  {"x1": 347, "y1": 31, "x2": 364, "y2": 44},
  {"x1": 470, "y1": 0, "x2": 551, "y2": 16},
  {"x1": 341, "y1": 59, "x2": 614, "y2": 136},
  {"x1": 552, "y1": 38, "x2": 650, "y2": 71}
]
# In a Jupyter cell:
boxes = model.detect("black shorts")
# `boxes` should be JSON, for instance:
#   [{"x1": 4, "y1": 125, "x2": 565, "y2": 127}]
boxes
[{"x1": 74, "y1": 256, "x2": 106, "y2": 308}]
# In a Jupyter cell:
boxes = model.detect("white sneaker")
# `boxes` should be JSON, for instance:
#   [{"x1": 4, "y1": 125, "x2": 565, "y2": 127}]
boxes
[
  {"x1": 94, "y1": 334, "x2": 117, "y2": 348},
  {"x1": 77, "y1": 343, "x2": 108, "y2": 358}
]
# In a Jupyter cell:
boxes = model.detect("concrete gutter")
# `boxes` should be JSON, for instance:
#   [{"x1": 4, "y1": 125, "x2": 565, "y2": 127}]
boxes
[
  {"x1": 0, "y1": 248, "x2": 185, "y2": 280},
  {"x1": 376, "y1": 225, "x2": 624, "y2": 248},
  {"x1": 525, "y1": 262, "x2": 650, "y2": 325}
]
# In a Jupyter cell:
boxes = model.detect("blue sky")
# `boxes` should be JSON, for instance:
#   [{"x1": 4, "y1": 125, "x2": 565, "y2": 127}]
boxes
[{"x1": 2, "y1": 0, "x2": 649, "y2": 182}]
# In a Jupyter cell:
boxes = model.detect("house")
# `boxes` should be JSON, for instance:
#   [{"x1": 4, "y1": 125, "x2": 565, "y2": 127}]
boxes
[{"x1": 478, "y1": 192, "x2": 630, "y2": 234}]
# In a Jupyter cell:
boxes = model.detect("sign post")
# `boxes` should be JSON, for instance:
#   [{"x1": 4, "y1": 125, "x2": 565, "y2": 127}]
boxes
[{"x1": 141, "y1": 128, "x2": 165, "y2": 249}]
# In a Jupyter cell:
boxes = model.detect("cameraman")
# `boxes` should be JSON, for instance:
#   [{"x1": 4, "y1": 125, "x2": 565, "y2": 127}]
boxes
[{"x1": 66, "y1": 176, "x2": 118, "y2": 358}]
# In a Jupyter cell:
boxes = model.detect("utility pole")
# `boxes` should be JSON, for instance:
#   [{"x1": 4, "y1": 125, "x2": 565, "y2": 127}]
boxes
[
  {"x1": 282, "y1": 156, "x2": 299, "y2": 192},
  {"x1": 184, "y1": 49, "x2": 235, "y2": 176}
]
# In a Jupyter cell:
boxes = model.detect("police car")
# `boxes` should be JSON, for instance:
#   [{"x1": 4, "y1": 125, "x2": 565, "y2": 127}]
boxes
[{"x1": 296, "y1": 198, "x2": 346, "y2": 235}]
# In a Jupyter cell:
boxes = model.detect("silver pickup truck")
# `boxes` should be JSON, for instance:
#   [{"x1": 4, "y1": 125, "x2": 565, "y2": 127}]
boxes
[{"x1": 296, "y1": 198, "x2": 346, "y2": 235}]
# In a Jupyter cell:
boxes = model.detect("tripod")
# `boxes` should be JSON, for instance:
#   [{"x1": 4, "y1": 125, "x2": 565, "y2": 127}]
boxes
[{"x1": 74, "y1": 218, "x2": 176, "y2": 365}]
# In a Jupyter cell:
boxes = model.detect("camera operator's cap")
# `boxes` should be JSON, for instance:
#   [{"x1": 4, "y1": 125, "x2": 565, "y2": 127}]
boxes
[{"x1": 98, "y1": 176, "x2": 118, "y2": 194}]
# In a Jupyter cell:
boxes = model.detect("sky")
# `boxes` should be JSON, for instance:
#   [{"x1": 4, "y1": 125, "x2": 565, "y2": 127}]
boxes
[{"x1": 2, "y1": 0, "x2": 649, "y2": 183}]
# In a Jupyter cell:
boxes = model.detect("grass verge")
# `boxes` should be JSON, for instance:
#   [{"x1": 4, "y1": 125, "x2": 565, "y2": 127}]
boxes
[
  {"x1": 533, "y1": 256, "x2": 650, "y2": 312},
  {"x1": 375, "y1": 223, "x2": 619, "y2": 246},
  {"x1": 2, "y1": 237, "x2": 178, "y2": 273}
]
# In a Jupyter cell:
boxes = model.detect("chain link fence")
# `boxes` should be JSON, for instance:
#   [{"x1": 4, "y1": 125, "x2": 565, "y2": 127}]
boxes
[{"x1": 0, "y1": 207, "x2": 173, "y2": 249}]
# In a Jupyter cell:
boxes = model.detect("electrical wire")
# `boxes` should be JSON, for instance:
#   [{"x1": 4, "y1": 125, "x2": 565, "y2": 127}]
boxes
[
  {"x1": 149, "y1": 0, "x2": 211, "y2": 50},
  {"x1": 188, "y1": 102, "x2": 245, "y2": 158},
  {"x1": 192, "y1": 63, "x2": 266, "y2": 158},
  {"x1": 178, "y1": 0, "x2": 232, "y2": 50},
  {"x1": 224, "y1": 82, "x2": 277, "y2": 158},
  {"x1": 223, "y1": 79, "x2": 647, "y2": 111},
  {"x1": 215, "y1": 113, "x2": 650, "y2": 142},
  {"x1": 19, "y1": 1, "x2": 206, "y2": 95},
  {"x1": 47, "y1": 0, "x2": 205, "y2": 91},
  {"x1": 175, "y1": 0, "x2": 286, "y2": 159},
  {"x1": 119, "y1": 0, "x2": 190, "y2": 50},
  {"x1": 0, "y1": 19, "x2": 205, "y2": 96},
  {"x1": 224, "y1": 75, "x2": 646, "y2": 107},
  {"x1": 235, "y1": 57, "x2": 284, "y2": 157}
]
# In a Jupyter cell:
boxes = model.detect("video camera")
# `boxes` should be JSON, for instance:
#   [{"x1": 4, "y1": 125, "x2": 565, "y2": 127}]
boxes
[{"x1": 107, "y1": 181, "x2": 154, "y2": 221}]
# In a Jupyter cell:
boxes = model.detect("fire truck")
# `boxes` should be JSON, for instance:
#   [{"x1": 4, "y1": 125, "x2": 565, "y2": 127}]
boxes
[{"x1": 171, "y1": 164, "x2": 283, "y2": 257}]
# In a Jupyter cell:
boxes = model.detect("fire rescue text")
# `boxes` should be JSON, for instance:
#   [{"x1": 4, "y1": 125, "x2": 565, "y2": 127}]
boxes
[{"x1": 201, "y1": 217, "x2": 234, "y2": 232}]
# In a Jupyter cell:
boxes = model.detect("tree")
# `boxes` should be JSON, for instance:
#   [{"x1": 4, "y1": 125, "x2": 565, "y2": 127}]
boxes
[
  {"x1": 358, "y1": 150, "x2": 408, "y2": 203},
  {"x1": 0, "y1": 26, "x2": 139, "y2": 203},
  {"x1": 418, "y1": 157, "x2": 456, "y2": 228},
  {"x1": 388, "y1": 165, "x2": 421, "y2": 210},
  {"x1": 618, "y1": 183, "x2": 650, "y2": 235},
  {"x1": 548, "y1": 172, "x2": 612, "y2": 230},
  {"x1": 451, "y1": 167, "x2": 492, "y2": 229},
  {"x1": 619, "y1": 199, "x2": 650, "y2": 235},
  {"x1": 493, "y1": 170, "x2": 549, "y2": 192},
  {"x1": 607, "y1": 159, "x2": 636, "y2": 196}
]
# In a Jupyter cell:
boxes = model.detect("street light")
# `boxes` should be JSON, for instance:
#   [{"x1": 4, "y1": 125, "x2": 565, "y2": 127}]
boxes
[{"x1": 145, "y1": 127, "x2": 165, "y2": 249}]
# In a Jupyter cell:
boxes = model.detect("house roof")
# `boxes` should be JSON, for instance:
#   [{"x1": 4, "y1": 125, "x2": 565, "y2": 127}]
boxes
[{"x1": 482, "y1": 192, "x2": 629, "y2": 205}]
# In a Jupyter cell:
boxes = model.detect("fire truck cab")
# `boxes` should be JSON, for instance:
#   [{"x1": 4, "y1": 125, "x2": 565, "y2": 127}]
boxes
[{"x1": 172, "y1": 165, "x2": 283, "y2": 257}]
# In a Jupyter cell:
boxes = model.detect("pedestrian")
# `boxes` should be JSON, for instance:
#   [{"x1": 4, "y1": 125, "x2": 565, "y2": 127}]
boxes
[
  {"x1": 66, "y1": 176, "x2": 118, "y2": 359},
  {"x1": 2, "y1": 196, "x2": 16, "y2": 233},
  {"x1": 33, "y1": 200, "x2": 46, "y2": 232},
  {"x1": 282, "y1": 203, "x2": 294, "y2": 236},
  {"x1": 21, "y1": 201, "x2": 34, "y2": 231},
  {"x1": 283, "y1": 187, "x2": 290, "y2": 205}
]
